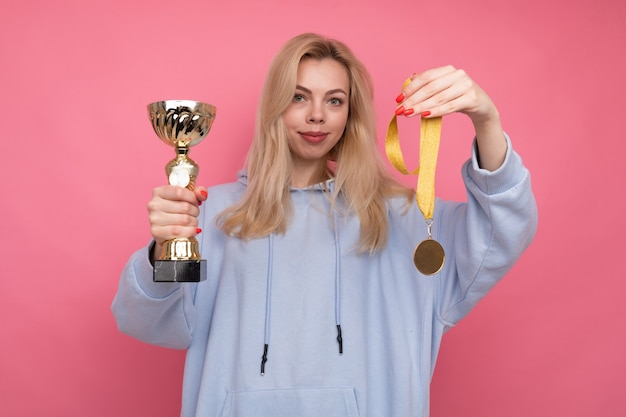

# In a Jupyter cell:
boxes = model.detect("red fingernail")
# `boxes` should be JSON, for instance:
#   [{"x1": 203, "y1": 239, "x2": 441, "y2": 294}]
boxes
[
  {"x1": 395, "y1": 93, "x2": 405, "y2": 103},
  {"x1": 200, "y1": 190, "x2": 208, "y2": 198},
  {"x1": 403, "y1": 108, "x2": 414, "y2": 116},
  {"x1": 198, "y1": 200, "x2": 202, "y2": 206},
  {"x1": 395, "y1": 105, "x2": 405, "y2": 116},
  {"x1": 196, "y1": 228, "x2": 202, "y2": 234},
  {"x1": 421, "y1": 111, "x2": 431, "y2": 117}
]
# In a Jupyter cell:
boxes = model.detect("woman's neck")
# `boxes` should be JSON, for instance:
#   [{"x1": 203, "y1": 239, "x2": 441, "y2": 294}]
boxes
[{"x1": 290, "y1": 160, "x2": 331, "y2": 188}]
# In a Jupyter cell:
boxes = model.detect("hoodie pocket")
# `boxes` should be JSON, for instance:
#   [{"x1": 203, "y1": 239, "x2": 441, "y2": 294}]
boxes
[{"x1": 220, "y1": 387, "x2": 360, "y2": 417}]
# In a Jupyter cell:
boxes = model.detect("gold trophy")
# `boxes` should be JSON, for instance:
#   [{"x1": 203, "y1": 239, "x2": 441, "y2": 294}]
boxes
[{"x1": 147, "y1": 100, "x2": 216, "y2": 282}]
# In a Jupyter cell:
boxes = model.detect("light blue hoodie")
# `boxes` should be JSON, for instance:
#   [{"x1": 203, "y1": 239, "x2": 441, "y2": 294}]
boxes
[{"x1": 112, "y1": 137, "x2": 537, "y2": 417}]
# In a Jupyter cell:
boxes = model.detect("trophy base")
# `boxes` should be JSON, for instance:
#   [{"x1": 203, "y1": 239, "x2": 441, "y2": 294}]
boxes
[{"x1": 153, "y1": 259, "x2": 207, "y2": 282}]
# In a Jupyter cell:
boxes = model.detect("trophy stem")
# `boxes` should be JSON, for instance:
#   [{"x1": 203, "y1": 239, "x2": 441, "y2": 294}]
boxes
[
  {"x1": 165, "y1": 145, "x2": 199, "y2": 190},
  {"x1": 176, "y1": 143, "x2": 188, "y2": 154}
]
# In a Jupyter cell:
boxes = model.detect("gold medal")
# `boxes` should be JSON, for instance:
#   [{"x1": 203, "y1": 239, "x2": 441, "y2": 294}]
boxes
[
  {"x1": 386, "y1": 77, "x2": 446, "y2": 275},
  {"x1": 413, "y1": 239, "x2": 445, "y2": 275},
  {"x1": 413, "y1": 219, "x2": 445, "y2": 275}
]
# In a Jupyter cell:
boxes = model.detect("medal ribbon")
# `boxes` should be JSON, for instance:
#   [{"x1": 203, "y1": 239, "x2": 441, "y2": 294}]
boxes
[{"x1": 385, "y1": 79, "x2": 442, "y2": 221}]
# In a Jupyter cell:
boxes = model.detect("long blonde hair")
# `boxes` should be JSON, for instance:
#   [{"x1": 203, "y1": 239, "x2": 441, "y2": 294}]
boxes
[{"x1": 217, "y1": 33, "x2": 413, "y2": 253}]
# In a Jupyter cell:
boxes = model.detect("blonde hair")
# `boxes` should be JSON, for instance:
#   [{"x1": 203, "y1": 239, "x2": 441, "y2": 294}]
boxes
[{"x1": 218, "y1": 33, "x2": 413, "y2": 253}]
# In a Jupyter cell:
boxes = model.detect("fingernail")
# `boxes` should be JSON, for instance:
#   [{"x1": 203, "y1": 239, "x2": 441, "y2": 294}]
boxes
[
  {"x1": 395, "y1": 105, "x2": 406, "y2": 116},
  {"x1": 198, "y1": 200, "x2": 202, "y2": 206},
  {"x1": 421, "y1": 111, "x2": 431, "y2": 117},
  {"x1": 200, "y1": 190, "x2": 208, "y2": 198},
  {"x1": 395, "y1": 93, "x2": 405, "y2": 103},
  {"x1": 196, "y1": 228, "x2": 202, "y2": 234},
  {"x1": 403, "y1": 108, "x2": 414, "y2": 116}
]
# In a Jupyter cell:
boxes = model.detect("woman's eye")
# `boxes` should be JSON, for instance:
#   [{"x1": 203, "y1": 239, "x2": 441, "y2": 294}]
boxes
[
  {"x1": 328, "y1": 98, "x2": 343, "y2": 106},
  {"x1": 293, "y1": 94, "x2": 305, "y2": 102}
]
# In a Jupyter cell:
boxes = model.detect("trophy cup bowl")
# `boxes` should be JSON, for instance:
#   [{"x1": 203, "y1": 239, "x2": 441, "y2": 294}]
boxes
[{"x1": 147, "y1": 100, "x2": 216, "y2": 282}]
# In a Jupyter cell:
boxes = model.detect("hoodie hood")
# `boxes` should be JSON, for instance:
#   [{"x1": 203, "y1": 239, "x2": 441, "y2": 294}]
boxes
[{"x1": 236, "y1": 169, "x2": 335, "y2": 192}]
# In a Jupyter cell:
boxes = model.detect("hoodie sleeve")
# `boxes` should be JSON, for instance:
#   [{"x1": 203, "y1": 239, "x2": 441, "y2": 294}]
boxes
[
  {"x1": 111, "y1": 181, "x2": 242, "y2": 349},
  {"x1": 111, "y1": 242, "x2": 197, "y2": 349},
  {"x1": 436, "y1": 134, "x2": 538, "y2": 327}
]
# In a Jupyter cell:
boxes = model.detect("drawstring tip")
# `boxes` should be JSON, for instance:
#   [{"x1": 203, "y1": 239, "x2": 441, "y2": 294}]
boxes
[
  {"x1": 336, "y1": 324, "x2": 343, "y2": 355},
  {"x1": 260, "y1": 344, "x2": 269, "y2": 376}
]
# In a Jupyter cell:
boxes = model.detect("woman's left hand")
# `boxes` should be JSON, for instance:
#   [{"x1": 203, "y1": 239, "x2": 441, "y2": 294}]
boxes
[
  {"x1": 395, "y1": 65, "x2": 498, "y2": 123},
  {"x1": 395, "y1": 65, "x2": 507, "y2": 171}
]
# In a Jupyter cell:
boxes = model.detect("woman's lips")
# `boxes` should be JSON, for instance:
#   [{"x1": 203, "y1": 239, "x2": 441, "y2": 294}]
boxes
[{"x1": 299, "y1": 131, "x2": 328, "y2": 144}]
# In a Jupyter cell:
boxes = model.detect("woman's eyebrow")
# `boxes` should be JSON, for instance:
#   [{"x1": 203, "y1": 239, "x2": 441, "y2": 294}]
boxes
[{"x1": 295, "y1": 85, "x2": 348, "y2": 96}]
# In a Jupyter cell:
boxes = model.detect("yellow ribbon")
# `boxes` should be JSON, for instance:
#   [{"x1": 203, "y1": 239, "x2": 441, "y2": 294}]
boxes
[{"x1": 385, "y1": 79, "x2": 442, "y2": 221}]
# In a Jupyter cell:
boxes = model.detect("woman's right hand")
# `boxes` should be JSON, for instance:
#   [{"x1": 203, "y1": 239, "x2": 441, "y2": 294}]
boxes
[{"x1": 147, "y1": 185, "x2": 208, "y2": 261}]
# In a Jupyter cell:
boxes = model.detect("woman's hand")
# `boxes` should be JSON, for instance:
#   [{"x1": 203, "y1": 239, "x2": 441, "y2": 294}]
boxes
[
  {"x1": 395, "y1": 65, "x2": 507, "y2": 171},
  {"x1": 147, "y1": 185, "x2": 208, "y2": 261}
]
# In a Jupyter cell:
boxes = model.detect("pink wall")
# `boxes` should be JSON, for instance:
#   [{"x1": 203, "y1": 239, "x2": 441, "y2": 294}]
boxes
[{"x1": 1, "y1": 0, "x2": 625, "y2": 415}]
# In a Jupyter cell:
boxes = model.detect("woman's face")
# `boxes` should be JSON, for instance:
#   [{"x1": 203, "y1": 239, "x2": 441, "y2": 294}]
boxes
[{"x1": 282, "y1": 58, "x2": 350, "y2": 185}]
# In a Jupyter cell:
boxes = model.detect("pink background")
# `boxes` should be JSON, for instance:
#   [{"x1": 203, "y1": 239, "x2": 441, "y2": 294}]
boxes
[{"x1": 1, "y1": 0, "x2": 625, "y2": 415}]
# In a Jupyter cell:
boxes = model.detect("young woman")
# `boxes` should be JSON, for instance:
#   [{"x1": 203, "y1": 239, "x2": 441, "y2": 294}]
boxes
[{"x1": 113, "y1": 33, "x2": 537, "y2": 417}]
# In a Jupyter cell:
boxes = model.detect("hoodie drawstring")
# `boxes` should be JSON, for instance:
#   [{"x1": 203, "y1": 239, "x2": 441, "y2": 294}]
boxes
[
  {"x1": 260, "y1": 234, "x2": 274, "y2": 376},
  {"x1": 333, "y1": 213, "x2": 343, "y2": 355}
]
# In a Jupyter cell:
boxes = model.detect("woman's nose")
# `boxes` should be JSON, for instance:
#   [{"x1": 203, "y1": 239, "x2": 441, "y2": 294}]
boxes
[{"x1": 307, "y1": 102, "x2": 324, "y2": 123}]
